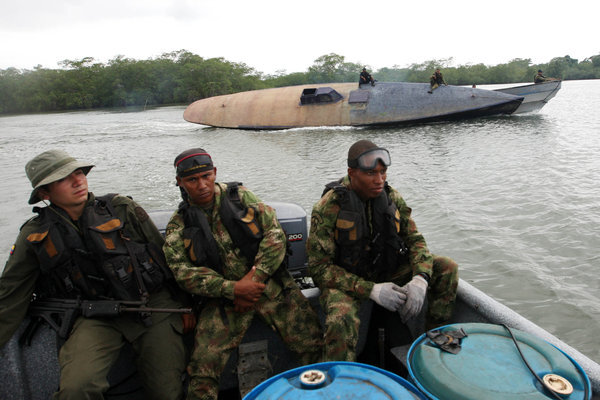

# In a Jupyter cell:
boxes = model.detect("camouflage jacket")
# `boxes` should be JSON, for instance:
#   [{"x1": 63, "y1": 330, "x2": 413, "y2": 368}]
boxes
[
  {"x1": 164, "y1": 183, "x2": 290, "y2": 301},
  {"x1": 307, "y1": 176, "x2": 434, "y2": 300},
  {"x1": 430, "y1": 72, "x2": 447, "y2": 85}
]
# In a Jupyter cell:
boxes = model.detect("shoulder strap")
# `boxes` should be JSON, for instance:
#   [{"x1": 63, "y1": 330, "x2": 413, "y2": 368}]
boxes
[
  {"x1": 322, "y1": 178, "x2": 346, "y2": 198},
  {"x1": 97, "y1": 193, "x2": 118, "y2": 203},
  {"x1": 220, "y1": 182, "x2": 262, "y2": 266},
  {"x1": 96, "y1": 193, "x2": 119, "y2": 216},
  {"x1": 224, "y1": 182, "x2": 243, "y2": 207},
  {"x1": 178, "y1": 201, "x2": 223, "y2": 272}
]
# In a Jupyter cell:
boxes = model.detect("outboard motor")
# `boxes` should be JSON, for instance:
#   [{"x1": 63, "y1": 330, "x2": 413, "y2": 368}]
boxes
[{"x1": 267, "y1": 201, "x2": 308, "y2": 277}]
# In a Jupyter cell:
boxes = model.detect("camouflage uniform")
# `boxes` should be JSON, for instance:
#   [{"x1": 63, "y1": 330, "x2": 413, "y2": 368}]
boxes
[
  {"x1": 429, "y1": 70, "x2": 447, "y2": 91},
  {"x1": 307, "y1": 176, "x2": 458, "y2": 361},
  {"x1": 164, "y1": 183, "x2": 323, "y2": 400},
  {"x1": 534, "y1": 73, "x2": 548, "y2": 83},
  {"x1": 0, "y1": 194, "x2": 187, "y2": 400}
]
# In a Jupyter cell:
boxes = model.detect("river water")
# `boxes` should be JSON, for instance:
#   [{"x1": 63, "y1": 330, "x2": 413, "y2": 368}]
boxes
[{"x1": 0, "y1": 80, "x2": 598, "y2": 362}]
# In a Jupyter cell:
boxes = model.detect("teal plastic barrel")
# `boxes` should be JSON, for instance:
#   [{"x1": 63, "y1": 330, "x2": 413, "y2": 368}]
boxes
[
  {"x1": 407, "y1": 323, "x2": 591, "y2": 399},
  {"x1": 244, "y1": 361, "x2": 426, "y2": 399}
]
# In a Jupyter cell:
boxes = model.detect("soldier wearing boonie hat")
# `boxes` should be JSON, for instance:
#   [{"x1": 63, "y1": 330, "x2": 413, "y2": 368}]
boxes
[
  {"x1": 0, "y1": 149, "x2": 189, "y2": 399},
  {"x1": 25, "y1": 149, "x2": 94, "y2": 204}
]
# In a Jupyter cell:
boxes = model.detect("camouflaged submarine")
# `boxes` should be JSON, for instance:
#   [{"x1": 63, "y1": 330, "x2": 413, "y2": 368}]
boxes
[{"x1": 183, "y1": 82, "x2": 524, "y2": 129}]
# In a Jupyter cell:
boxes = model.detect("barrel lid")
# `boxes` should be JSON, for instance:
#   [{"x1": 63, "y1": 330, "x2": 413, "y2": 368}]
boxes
[
  {"x1": 407, "y1": 323, "x2": 591, "y2": 400},
  {"x1": 244, "y1": 361, "x2": 426, "y2": 399}
]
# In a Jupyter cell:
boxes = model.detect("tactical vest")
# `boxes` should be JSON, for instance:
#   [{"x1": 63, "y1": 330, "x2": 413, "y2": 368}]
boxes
[
  {"x1": 179, "y1": 182, "x2": 263, "y2": 272},
  {"x1": 323, "y1": 180, "x2": 408, "y2": 280},
  {"x1": 26, "y1": 195, "x2": 170, "y2": 301}
]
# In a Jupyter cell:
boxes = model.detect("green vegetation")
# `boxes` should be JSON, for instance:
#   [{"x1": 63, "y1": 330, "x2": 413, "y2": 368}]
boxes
[{"x1": 1, "y1": 50, "x2": 599, "y2": 115}]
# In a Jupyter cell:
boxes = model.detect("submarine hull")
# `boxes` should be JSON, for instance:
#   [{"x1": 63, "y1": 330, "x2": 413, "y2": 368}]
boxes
[{"x1": 183, "y1": 82, "x2": 523, "y2": 130}]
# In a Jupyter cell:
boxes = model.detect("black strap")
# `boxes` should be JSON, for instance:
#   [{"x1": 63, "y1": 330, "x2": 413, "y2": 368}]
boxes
[
  {"x1": 220, "y1": 182, "x2": 261, "y2": 265},
  {"x1": 501, "y1": 324, "x2": 576, "y2": 400},
  {"x1": 179, "y1": 201, "x2": 223, "y2": 273}
]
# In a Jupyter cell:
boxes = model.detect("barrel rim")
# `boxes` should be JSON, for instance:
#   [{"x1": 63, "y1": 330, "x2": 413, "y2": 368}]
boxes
[{"x1": 406, "y1": 322, "x2": 591, "y2": 400}]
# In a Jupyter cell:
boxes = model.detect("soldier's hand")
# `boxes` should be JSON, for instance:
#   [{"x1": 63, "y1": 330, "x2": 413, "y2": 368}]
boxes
[
  {"x1": 399, "y1": 275, "x2": 428, "y2": 322},
  {"x1": 181, "y1": 312, "x2": 197, "y2": 334},
  {"x1": 369, "y1": 282, "x2": 407, "y2": 312},
  {"x1": 234, "y1": 266, "x2": 266, "y2": 304}
]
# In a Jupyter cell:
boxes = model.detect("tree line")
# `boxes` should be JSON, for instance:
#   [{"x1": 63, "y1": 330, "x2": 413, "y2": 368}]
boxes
[{"x1": 1, "y1": 50, "x2": 599, "y2": 115}]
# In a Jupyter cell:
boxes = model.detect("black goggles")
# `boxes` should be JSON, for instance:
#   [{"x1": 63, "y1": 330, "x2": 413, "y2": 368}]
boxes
[
  {"x1": 348, "y1": 148, "x2": 391, "y2": 170},
  {"x1": 175, "y1": 153, "x2": 213, "y2": 177}
]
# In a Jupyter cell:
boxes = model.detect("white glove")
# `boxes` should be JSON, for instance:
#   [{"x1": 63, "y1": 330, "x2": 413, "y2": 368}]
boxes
[
  {"x1": 399, "y1": 275, "x2": 428, "y2": 322},
  {"x1": 369, "y1": 282, "x2": 407, "y2": 312}
]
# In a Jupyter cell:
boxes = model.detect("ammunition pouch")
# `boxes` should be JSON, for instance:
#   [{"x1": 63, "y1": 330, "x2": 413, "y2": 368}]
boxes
[
  {"x1": 324, "y1": 179, "x2": 409, "y2": 280},
  {"x1": 178, "y1": 182, "x2": 263, "y2": 272},
  {"x1": 29, "y1": 196, "x2": 170, "y2": 301},
  {"x1": 101, "y1": 254, "x2": 138, "y2": 300},
  {"x1": 27, "y1": 224, "x2": 105, "y2": 298},
  {"x1": 86, "y1": 217, "x2": 128, "y2": 256},
  {"x1": 220, "y1": 182, "x2": 262, "y2": 265},
  {"x1": 180, "y1": 205, "x2": 222, "y2": 273},
  {"x1": 334, "y1": 210, "x2": 367, "y2": 276},
  {"x1": 26, "y1": 224, "x2": 68, "y2": 272},
  {"x1": 122, "y1": 240, "x2": 169, "y2": 295}
]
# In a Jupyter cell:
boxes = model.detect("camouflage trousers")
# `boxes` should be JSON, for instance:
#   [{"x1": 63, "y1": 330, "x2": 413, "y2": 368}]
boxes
[
  {"x1": 321, "y1": 255, "x2": 458, "y2": 361},
  {"x1": 186, "y1": 286, "x2": 323, "y2": 400}
]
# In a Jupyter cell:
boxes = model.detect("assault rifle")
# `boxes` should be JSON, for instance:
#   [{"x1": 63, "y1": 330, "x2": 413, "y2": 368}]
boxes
[{"x1": 20, "y1": 298, "x2": 193, "y2": 345}]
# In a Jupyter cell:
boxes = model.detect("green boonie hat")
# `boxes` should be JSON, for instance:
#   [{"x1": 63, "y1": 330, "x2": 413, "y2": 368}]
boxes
[{"x1": 25, "y1": 149, "x2": 94, "y2": 204}]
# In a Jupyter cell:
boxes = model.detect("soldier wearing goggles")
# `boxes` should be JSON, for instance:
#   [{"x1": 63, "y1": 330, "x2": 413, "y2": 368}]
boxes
[{"x1": 307, "y1": 139, "x2": 459, "y2": 364}]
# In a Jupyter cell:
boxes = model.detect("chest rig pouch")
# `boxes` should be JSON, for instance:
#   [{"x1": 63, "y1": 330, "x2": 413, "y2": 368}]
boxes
[
  {"x1": 90, "y1": 195, "x2": 169, "y2": 299},
  {"x1": 26, "y1": 213, "x2": 102, "y2": 298},
  {"x1": 27, "y1": 195, "x2": 168, "y2": 301},
  {"x1": 324, "y1": 180, "x2": 408, "y2": 280},
  {"x1": 324, "y1": 181, "x2": 370, "y2": 277},
  {"x1": 219, "y1": 182, "x2": 263, "y2": 266},
  {"x1": 179, "y1": 201, "x2": 222, "y2": 273},
  {"x1": 180, "y1": 182, "x2": 263, "y2": 272}
]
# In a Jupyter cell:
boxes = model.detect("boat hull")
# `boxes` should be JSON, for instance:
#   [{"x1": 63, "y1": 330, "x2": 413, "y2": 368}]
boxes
[
  {"x1": 3, "y1": 278, "x2": 597, "y2": 399},
  {"x1": 495, "y1": 81, "x2": 561, "y2": 114},
  {"x1": 183, "y1": 82, "x2": 523, "y2": 129},
  {"x1": 2, "y1": 205, "x2": 598, "y2": 399}
]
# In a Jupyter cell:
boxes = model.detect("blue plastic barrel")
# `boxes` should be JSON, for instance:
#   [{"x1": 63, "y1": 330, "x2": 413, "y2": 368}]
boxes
[
  {"x1": 407, "y1": 323, "x2": 591, "y2": 400},
  {"x1": 244, "y1": 361, "x2": 426, "y2": 399}
]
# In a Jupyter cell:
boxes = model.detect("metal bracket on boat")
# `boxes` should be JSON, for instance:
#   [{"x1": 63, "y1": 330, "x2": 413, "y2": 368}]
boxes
[{"x1": 237, "y1": 340, "x2": 272, "y2": 398}]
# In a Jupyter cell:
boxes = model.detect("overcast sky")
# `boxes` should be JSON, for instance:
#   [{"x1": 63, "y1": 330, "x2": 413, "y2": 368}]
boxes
[{"x1": 1, "y1": 0, "x2": 597, "y2": 75}]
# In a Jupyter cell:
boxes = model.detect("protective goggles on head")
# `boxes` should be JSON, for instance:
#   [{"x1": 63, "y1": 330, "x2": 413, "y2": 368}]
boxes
[
  {"x1": 348, "y1": 148, "x2": 391, "y2": 170},
  {"x1": 175, "y1": 152, "x2": 213, "y2": 177}
]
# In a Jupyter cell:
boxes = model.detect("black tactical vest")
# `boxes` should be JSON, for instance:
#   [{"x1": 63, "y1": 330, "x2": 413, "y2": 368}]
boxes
[
  {"x1": 26, "y1": 195, "x2": 169, "y2": 301},
  {"x1": 323, "y1": 180, "x2": 408, "y2": 280},
  {"x1": 179, "y1": 182, "x2": 263, "y2": 271}
]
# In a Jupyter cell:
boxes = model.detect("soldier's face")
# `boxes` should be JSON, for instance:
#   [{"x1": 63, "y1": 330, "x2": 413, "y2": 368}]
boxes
[
  {"x1": 177, "y1": 168, "x2": 217, "y2": 206},
  {"x1": 348, "y1": 161, "x2": 387, "y2": 200},
  {"x1": 41, "y1": 169, "x2": 89, "y2": 209}
]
